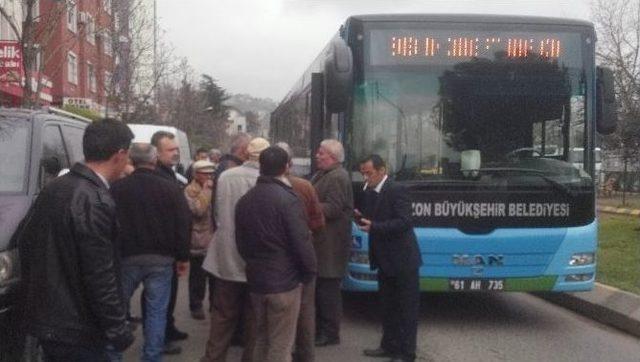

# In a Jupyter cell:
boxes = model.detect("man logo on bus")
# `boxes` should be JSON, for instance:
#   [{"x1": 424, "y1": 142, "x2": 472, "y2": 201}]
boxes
[{"x1": 453, "y1": 254, "x2": 504, "y2": 266}]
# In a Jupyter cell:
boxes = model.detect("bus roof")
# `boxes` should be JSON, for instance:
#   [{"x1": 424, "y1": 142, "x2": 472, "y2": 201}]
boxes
[{"x1": 348, "y1": 14, "x2": 593, "y2": 28}]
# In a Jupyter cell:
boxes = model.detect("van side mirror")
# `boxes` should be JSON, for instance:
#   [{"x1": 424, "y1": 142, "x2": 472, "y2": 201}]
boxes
[
  {"x1": 596, "y1": 66, "x2": 617, "y2": 135},
  {"x1": 324, "y1": 38, "x2": 353, "y2": 113},
  {"x1": 41, "y1": 156, "x2": 61, "y2": 176},
  {"x1": 39, "y1": 156, "x2": 62, "y2": 189}
]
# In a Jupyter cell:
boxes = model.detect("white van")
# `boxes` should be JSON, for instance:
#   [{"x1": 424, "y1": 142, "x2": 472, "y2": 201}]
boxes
[{"x1": 127, "y1": 124, "x2": 192, "y2": 179}]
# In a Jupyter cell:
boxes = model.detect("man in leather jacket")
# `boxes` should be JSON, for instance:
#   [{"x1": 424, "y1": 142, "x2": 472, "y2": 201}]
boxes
[{"x1": 17, "y1": 118, "x2": 135, "y2": 361}]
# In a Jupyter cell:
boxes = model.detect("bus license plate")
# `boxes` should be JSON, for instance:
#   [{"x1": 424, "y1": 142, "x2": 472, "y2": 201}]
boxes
[{"x1": 449, "y1": 279, "x2": 505, "y2": 291}]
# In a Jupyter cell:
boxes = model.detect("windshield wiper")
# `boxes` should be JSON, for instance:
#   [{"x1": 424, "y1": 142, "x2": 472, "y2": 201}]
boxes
[{"x1": 477, "y1": 167, "x2": 577, "y2": 198}]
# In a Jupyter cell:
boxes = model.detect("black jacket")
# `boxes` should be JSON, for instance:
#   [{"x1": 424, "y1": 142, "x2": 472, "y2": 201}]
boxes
[
  {"x1": 235, "y1": 176, "x2": 317, "y2": 294},
  {"x1": 363, "y1": 180, "x2": 422, "y2": 276},
  {"x1": 110, "y1": 168, "x2": 190, "y2": 261},
  {"x1": 16, "y1": 163, "x2": 133, "y2": 350}
]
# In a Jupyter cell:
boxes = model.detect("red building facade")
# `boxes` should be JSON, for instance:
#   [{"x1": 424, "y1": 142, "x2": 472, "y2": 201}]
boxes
[
  {"x1": 0, "y1": 1, "x2": 117, "y2": 111},
  {"x1": 42, "y1": 0, "x2": 115, "y2": 115}
]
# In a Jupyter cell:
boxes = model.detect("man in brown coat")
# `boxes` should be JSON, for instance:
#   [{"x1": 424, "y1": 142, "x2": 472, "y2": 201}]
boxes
[
  {"x1": 184, "y1": 160, "x2": 217, "y2": 320},
  {"x1": 277, "y1": 142, "x2": 325, "y2": 361},
  {"x1": 310, "y1": 139, "x2": 354, "y2": 347}
]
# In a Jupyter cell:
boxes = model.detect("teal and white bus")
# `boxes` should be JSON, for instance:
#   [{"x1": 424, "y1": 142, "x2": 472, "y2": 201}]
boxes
[{"x1": 271, "y1": 14, "x2": 616, "y2": 292}]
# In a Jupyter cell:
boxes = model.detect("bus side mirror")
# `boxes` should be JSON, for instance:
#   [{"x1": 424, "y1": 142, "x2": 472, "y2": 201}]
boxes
[
  {"x1": 324, "y1": 38, "x2": 353, "y2": 113},
  {"x1": 596, "y1": 66, "x2": 617, "y2": 135}
]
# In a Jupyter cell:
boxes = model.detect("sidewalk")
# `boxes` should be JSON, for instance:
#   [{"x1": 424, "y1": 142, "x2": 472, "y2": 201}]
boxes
[
  {"x1": 536, "y1": 283, "x2": 640, "y2": 338},
  {"x1": 598, "y1": 205, "x2": 640, "y2": 217}
]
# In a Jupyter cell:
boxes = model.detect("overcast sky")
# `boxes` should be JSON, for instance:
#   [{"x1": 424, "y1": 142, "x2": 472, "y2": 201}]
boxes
[{"x1": 157, "y1": 0, "x2": 592, "y2": 100}]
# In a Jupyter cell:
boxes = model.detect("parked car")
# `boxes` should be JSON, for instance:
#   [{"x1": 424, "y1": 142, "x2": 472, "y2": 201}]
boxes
[{"x1": 0, "y1": 107, "x2": 91, "y2": 359}]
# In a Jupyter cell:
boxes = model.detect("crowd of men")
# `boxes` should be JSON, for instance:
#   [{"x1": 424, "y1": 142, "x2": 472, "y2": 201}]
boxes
[{"x1": 15, "y1": 118, "x2": 421, "y2": 362}]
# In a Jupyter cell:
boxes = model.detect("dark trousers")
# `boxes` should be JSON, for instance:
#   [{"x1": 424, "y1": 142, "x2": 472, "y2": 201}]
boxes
[
  {"x1": 189, "y1": 254, "x2": 215, "y2": 311},
  {"x1": 378, "y1": 268, "x2": 419, "y2": 361},
  {"x1": 294, "y1": 278, "x2": 316, "y2": 362},
  {"x1": 166, "y1": 266, "x2": 178, "y2": 331},
  {"x1": 315, "y1": 277, "x2": 342, "y2": 341},
  {"x1": 41, "y1": 341, "x2": 109, "y2": 362}
]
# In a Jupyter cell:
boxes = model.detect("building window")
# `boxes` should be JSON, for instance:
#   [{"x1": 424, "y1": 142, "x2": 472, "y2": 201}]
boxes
[
  {"x1": 102, "y1": 32, "x2": 112, "y2": 56},
  {"x1": 1, "y1": 0, "x2": 18, "y2": 41},
  {"x1": 104, "y1": 71, "x2": 112, "y2": 93},
  {"x1": 87, "y1": 63, "x2": 96, "y2": 93},
  {"x1": 103, "y1": 0, "x2": 112, "y2": 15},
  {"x1": 67, "y1": 2, "x2": 77, "y2": 33},
  {"x1": 86, "y1": 16, "x2": 95, "y2": 45},
  {"x1": 67, "y1": 52, "x2": 78, "y2": 84}
]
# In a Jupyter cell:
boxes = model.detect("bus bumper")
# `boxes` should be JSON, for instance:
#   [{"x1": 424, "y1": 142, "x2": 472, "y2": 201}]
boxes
[{"x1": 343, "y1": 221, "x2": 597, "y2": 293}]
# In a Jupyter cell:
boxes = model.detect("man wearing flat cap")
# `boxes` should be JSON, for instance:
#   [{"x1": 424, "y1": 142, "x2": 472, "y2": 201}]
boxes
[
  {"x1": 185, "y1": 160, "x2": 217, "y2": 321},
  {"x1": 202, "y1": 137, "x2": 270, "y2": 362}
]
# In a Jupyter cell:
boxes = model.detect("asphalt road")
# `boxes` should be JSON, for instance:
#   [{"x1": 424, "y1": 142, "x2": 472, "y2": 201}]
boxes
[{"x1": 124, "y1": 276, "x2": 640, "y2": 362}]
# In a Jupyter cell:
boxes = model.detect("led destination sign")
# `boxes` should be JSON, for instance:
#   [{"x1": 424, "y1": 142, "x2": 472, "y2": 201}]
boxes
[
  {"x1": 390, "y1": 36, "x2": 561, "y2": 59},
  {"x1": 369, "y1": 29, "x2": 582, "y2": 67}
]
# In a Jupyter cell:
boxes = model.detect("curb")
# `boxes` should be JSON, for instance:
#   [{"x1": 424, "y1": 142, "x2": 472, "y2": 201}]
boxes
[
  {"x1": 597, "y1": 205, "x2": 640, "y2": 216},
  {"x1": 534, "y1": 283, "x2": 640, "y2": 338}
]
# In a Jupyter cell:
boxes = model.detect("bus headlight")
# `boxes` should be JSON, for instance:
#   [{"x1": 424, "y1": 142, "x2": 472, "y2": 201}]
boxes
[
  {"x1": 569, "y1": 253, "x2": 595, "y2": 266},
  {"x1": 349, "y1": 251, "x2": 369, "y2": 264}
]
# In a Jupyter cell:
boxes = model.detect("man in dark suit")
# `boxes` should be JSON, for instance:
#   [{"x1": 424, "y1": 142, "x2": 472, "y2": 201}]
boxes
[{"x1": 357, "y1": 155, "x2": 422, "y2": 362}]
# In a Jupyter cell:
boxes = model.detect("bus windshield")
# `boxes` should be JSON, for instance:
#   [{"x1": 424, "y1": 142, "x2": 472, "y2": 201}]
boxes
[
  {"x1": 350, "y1": 24, "x2": 590, "y2": 190},
  {"x1": 0, "y1": 118, "x2": 30, "y2": 193}
]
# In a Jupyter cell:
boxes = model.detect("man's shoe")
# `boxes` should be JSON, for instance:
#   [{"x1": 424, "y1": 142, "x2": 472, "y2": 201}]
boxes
[
  {"x1": 163, "y1": 342, "x2": 182, "y2": 355},
  {"x1": 363, "y1": 348, "x2": 394, "y2": 358},
  {"x1": 314, "y1": 335, "x2": 339, "y2": 347},
  {"x1": 191, "y1": 308, "x2": 206, "y2": 320},
  {"x1": 385, "y1": 355, "x2": 415, "y2": 362},
  {"x1": 166, "y1": 327, "x2": 189, "y2": 341}
]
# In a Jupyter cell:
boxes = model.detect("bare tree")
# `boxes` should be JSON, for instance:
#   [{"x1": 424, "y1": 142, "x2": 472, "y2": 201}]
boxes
[
  {"x1": 109, "y1": 0, "x2": 177, "y2": 120},
  {"x1": 593, "y1": 0, "x2": 640, "y2": 203},
  {"x1": 0, "y1": 0, "x2": 82, "y2": 108}
]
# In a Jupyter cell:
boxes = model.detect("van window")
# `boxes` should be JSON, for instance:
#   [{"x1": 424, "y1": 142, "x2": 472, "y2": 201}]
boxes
[
  {"x1": 62, "y1": 125, "x2": 85, "y2": 163},
  {"x1": 0, "y1": 118, "x2": 30, "y2": 193},
  {"x1": 41, "y1": 125, "x2": 70, "y2": 188}
]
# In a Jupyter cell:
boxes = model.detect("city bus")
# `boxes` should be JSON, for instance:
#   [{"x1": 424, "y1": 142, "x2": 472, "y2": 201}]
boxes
[{"x1": 270, "y1": 14, "x2": 617, "y2": 292}]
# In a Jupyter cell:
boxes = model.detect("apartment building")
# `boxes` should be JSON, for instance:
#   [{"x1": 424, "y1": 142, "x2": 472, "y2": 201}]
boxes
[
  {"x1": 45, "y1": 0, "x2": 116, "y2": 115},
  {"x1": 0, "y1": 0, "x2": 52, "y2": 106},
  {"x1": 0, "y1": 0, "x2": 118, "y2": 114}
]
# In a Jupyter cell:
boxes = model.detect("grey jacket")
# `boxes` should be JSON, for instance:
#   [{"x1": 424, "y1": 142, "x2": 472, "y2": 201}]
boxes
[
  {"x1": 311, "y1": 163, "x2": 354, "y2": 278},
  {"x1": 202, "y1": 161, "x2": 260, "y2": 282}
]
